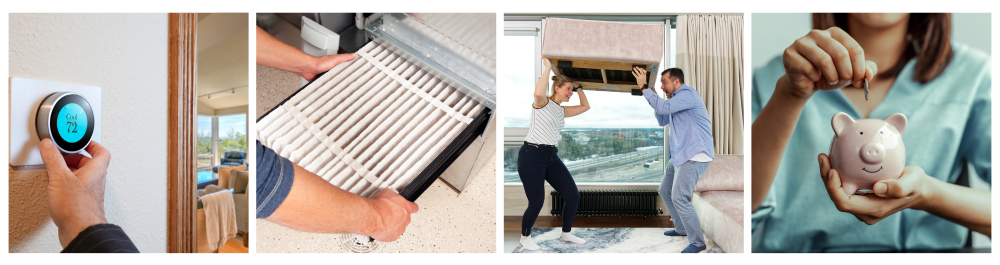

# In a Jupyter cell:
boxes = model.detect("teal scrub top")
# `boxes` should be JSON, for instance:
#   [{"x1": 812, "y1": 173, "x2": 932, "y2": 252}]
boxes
[{"x1": 750, "y1": 42, "x2": 991, "y2": 252}]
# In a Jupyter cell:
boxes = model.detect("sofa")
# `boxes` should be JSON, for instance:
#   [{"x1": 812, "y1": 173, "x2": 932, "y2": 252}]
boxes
[
  {"x1": 213, "y1": 151, "x2": 246, "y2": 173},
  {"x1": 691, "y1": 154, "x2": 744, "y2": 253},
  {"x1": 198, "y1": 167, "x2": 249, "y2": 248}
]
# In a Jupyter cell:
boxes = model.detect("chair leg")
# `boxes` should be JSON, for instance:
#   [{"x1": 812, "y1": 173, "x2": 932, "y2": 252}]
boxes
[{"x1": 243, "y1": 232, "x2": 249, "y2": 247}]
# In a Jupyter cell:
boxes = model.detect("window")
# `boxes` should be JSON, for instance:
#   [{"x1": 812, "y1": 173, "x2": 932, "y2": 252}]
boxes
[
  {"x1": 197, "y1": 115, "x2": 214, "y2": 182},
  {"x1": 196, "y1": 113, "x2": 248, "y2": 183},
  {"x1": 502, "y1": 17, "x2": 674, "y2": 183},
  {"x1": 217, "y1": 114, "x2": 248, "y2": 163}
]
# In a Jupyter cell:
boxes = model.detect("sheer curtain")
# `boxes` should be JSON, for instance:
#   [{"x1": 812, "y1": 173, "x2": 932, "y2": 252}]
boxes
[{"x1": 676, "y1": 15, "x2": 744, "y2": 155}]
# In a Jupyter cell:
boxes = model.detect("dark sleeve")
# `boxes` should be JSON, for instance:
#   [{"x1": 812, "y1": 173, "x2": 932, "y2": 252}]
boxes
[
  {"x1": 256, "y1": 140, "x2": 296, "y2": 219},
  {"x1": 61, "y1": 223, "x2": 139, "y2": 253}
]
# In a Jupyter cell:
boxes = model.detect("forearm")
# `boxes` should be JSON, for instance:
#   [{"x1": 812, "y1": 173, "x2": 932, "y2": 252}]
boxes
[
  {"x1": 917, "y1": 178, "x2": 991, "y2": 236},
  {"x1": 265, "y1": 164, "x2": 380, "y2": 235},
  {"x1": 256, "y1": 27, "x2": 318, "y2": 76},
  {"x1": 577, "y1": 90, "x2": 590, "y2": 109},
  {"x1": 751, "y1": 75, "x2": 810, "y2": 212},
  {"x1": 534, "y1": 66, "x2": 551, "y2": 97}
]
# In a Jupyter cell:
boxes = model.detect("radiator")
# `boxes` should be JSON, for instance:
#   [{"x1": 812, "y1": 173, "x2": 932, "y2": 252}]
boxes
[{"x1": 550, "y1": 190, "x2": 662, "y2": 218}]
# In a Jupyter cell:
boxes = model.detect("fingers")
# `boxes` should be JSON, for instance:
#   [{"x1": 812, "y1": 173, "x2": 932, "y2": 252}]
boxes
[
  {"x1": 783, "y1": 47, "x2": 822, "y2": 84},
  {"x1": 404, "y1": 200, "x2": 419, "y2": 214},
  {"x1": 818, "y1": 154, "x2": 831, "y2": 181},
  {"x1": 875, "y1": 165, "x2": 921, "y2": 198},
  {"x1": 811, "y1": 29, "x2": 854, "y2": 85},
  {"x1": 793, "y1": 32, "x2": 840, "y2": 85},
  {"x1": 39, "y1": 139, "x2": 74, "y2": 178},
  {"x1": 827, "y1": 27, "x2": 867, "y2": 88},
  {"x1": 82, "y1": 141, "x2": 112, "y2": 172},
  {"x1": 865, "y1": 60, "x2": 878, "y2": 81},
  {"x1": 62, "y1": 153, "x2": 89, "y2": 170},
  {"x1": 319, "y1": 53, "x2": 356, "y2": 71},
  {"x1": 824, "y1": 168, "x2": 852, "y2": 209}
]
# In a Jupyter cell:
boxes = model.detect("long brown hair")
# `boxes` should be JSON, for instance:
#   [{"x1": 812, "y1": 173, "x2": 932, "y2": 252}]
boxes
[{"x1": 812, "y1": 13, "x2": 953, "y2": 84}]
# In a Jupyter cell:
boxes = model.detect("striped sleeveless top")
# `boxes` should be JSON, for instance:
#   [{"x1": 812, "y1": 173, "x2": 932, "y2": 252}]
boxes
[{"x1": 524, "y1": 99, "x2": 565, "y2": 146}]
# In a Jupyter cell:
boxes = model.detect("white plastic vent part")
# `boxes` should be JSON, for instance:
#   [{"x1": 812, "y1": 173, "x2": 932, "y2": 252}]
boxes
[{"x1": 257, "y1": 41, "x2": 485, "y2": 198}]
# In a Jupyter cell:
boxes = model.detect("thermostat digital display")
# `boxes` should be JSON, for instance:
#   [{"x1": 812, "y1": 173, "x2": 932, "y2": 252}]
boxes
[{"x1": 36, "y1": 92, "x2": 95, "y2": 153}]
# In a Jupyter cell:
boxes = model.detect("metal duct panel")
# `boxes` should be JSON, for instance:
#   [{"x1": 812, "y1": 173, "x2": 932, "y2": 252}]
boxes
[{"x1": 366, "y1": 13, "x2": 496, "y2": 110}]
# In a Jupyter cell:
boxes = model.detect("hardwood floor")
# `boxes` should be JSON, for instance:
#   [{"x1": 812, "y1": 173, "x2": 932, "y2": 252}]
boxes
[
  {"x1": 196, "y1": 209, "x2": 250, "y2": 253},
  {"x1": 503, "y1": 216, "x2": 674, "y2": 230},
  {"x1": 217, "y1": 236, "x2": 249, "y2": 253}
]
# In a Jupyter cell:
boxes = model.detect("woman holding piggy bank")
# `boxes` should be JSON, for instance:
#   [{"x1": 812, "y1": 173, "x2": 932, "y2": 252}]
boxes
[{"x1": 750, "y1": 13, "x2": 990, "y2": 252}]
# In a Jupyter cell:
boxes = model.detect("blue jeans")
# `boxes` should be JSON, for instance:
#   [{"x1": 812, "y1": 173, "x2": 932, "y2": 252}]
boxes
[
  {"x1": 517, "y1": 143, "x2": 579, "y2": 236},
  {"x1": 660, "y1": 158, "x2": 711, "y2": 247}
]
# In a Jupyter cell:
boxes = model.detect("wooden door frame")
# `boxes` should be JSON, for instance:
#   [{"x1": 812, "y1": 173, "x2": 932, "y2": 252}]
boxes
[{"x1": 167, "y1": 13, "x2": 198, "y2": 253}]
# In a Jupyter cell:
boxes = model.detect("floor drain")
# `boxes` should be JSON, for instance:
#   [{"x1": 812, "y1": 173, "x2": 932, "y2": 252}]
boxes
[{"x1": 341, "y1": 234, "x2": 379, "y2": 253}]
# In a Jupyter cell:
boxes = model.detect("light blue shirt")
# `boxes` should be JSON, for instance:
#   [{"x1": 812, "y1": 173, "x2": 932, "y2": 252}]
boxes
[
  {"x1": 643, "y1": 84, "x2": 716, "y2": 167},
  {"x1": 751, "y1": 42, "x2": 991, "y2": 252}
]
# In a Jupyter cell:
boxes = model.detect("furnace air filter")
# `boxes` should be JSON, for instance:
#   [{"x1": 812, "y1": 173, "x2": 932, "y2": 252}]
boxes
[{"x1": 257, "y1": 40, "x2": 490, "y2": 200}]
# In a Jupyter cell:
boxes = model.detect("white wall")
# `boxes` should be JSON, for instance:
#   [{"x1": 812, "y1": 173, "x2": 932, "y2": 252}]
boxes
[
  {"x1": 752, "y1": 13, "x2": 991, "y2": 70},
  {"x1": 9, "y1": 13, "x2": 168, "y2": 253}
]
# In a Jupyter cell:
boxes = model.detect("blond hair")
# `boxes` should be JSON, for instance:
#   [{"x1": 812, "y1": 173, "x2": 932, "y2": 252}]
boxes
[{"x1": 549, "y1": 75, "x2": 573, "y2": 98}]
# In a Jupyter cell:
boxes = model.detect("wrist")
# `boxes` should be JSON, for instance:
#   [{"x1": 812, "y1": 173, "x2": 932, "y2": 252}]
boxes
[
  {"x1": 360, "y1": 198, "x2": 386, "y2": 236},
  {"x1": 775, "y1": 75, "x2": 811, "y2": 105},
  {"x1": 777, "y1": 75, "x2": 813, "y2": 100},
  {"x1": 912, "y1": 176, "x2": 942, "y2": 211},
  {"x1": 59, "y1": 216, "x2": 106, "y2": 248}
]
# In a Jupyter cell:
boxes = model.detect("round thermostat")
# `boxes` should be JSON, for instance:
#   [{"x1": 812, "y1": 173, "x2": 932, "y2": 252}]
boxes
[{"x1": 36, "y1": 92, "x2": 95, "y2": 153}]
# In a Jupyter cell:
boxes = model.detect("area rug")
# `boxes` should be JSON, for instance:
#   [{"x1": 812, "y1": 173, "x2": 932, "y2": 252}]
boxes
[{"x1": 511, "y1": 228, "x2": 723, "y2": 253}]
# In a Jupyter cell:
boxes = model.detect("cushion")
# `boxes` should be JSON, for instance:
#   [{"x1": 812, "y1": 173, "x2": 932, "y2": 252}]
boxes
[
  {"x1": 217, "y1": 165, "x2": 246, "y2": 190},
  {"x1": 229, "y1": 170, "x2": 249, "y2": 194},
  {"x1": 692, "y1": 191, "x2": 744, "y2": 253},
  {"x1": 694, "y1": 154, "x2": 744, "y2": 192},
  {"x1": 542, "y1": 18, "x2": 663, "y2": 65}
]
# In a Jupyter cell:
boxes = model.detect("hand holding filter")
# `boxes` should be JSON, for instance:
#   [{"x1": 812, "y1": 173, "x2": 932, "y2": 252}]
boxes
[{"x1": 36, "y1": 92, "x2": 96, "y2": 154}]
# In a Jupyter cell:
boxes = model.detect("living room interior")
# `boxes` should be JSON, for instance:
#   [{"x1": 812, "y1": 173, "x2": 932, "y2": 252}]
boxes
[{"x1": 193, "y1": 12, "x2": 250, "y2": 254}]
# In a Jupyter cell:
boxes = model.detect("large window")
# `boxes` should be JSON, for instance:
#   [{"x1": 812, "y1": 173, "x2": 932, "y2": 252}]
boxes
[
  {"x1": 196, "y1": 113, "x2": 248, "y2": 183},
  {"x1": 197, "y1": 116, "x2": 214, "y2": 172},
  {"x1": 218, "y1": 114, "x2": 248, "y2": 159},
  {"x1": 502, "y1": 17, "x2": 674, "y2": 183}
]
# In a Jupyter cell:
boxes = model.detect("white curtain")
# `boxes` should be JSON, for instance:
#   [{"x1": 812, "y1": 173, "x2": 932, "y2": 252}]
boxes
[{"x1": 676, "y1": 15, "x2": 744, "y2": 155}]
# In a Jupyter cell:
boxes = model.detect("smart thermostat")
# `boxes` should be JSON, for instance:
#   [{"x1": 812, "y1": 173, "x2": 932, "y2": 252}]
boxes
[
  {"x1": 36, "y1": 92, "x2": 96, "y2": 153},
  {"x1": 9, "y1": 77, "x2": 102, "y2": 166}
]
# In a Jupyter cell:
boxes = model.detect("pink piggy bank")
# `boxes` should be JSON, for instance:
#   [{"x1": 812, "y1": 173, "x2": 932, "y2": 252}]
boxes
[{"x1": 829, "y1": 112, "x2": 907, "y2": 195}]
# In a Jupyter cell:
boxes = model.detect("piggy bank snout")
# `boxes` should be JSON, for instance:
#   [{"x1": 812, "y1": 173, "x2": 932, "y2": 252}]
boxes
[{"x1": 859, "y1": 142, "x2": 885, "y2": 164}]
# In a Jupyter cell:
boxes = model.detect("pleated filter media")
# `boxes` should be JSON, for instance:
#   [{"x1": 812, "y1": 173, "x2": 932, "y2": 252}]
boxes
[{"x1": 257, "y1": 41, "x2": 485, "y2": 198}]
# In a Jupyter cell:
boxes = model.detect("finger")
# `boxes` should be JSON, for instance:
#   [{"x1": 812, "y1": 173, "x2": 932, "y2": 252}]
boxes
[
  {"x1": 794, "y1": 33, "x2": 840, "y2": 84},
  {"x1": 81, "y1": 141, "x2": 112, "y2": 171},
  {"x1": 783, "y1": 48, "x2": 823, "y2": 83},
  {"x1": 812, "y1": 30, "x2": 855, "y2": 85},
  {"x1": 62, "y1": 153, "x2": 89, "y2": 169},
  {"x1": 865, "y1": 60, "x2": 878, "y2": 81},
  {"x1": 327, "y1": 53, "x2": 356, "y2": 69},
  {"x1": 827, "y1": 27, "x2": 866, "y2": 88},
  {"x1": 824, "y1": 169, "x2": 852, "y2": 208},
  {"x1": 818, "y1": 154, "x2": 831, "y2": 182},
  {"x1": 875, "y1": 165, "x2": 921, "y2": 198},
  {"x1": 404, "y1": 201, "x2": 419, "y2": 214},
  {"x1": 38, "y1": 139, "x2": 74, "y2": 178}
]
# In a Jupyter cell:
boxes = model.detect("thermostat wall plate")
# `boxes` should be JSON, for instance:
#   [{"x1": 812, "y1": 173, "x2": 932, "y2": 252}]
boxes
[{"x1": 9, "y1": 77, "x2": 102, "y2": 166}]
